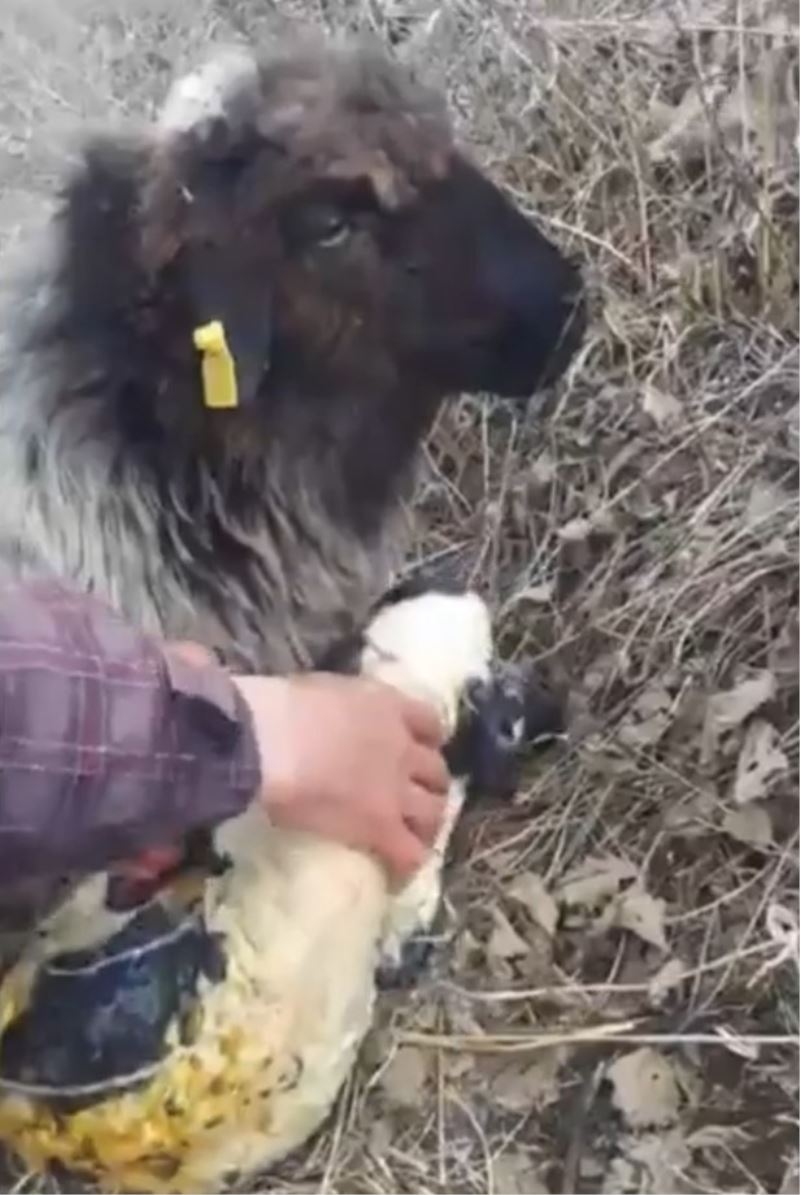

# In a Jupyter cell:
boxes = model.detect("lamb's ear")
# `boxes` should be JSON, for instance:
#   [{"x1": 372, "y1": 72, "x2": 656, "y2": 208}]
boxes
[
  {"x1": 154, "y1": 49, "x2": 276, "y2": 407},
  {"x1": 382, "y1": 550, "x2": 474, "y2": 607},
  {"x1": 517, "y1": 662, "x2": 566, "y2": 742},
  {"x1": 178, "y1": 232, "x2": 275, "y2": 410}
]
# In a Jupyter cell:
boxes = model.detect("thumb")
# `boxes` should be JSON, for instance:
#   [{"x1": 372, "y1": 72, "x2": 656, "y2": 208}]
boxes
[{"x1": 166, "y1": 640, "x2": 219, "y2": 668}]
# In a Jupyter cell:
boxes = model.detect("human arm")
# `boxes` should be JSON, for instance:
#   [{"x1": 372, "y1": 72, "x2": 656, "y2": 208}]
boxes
[
  {"x1": 0, "y1": 577, "x2": 261, "y2": 884},
  {"x1": 0, "y1": 578, "x2": 448, "y2": 886}
]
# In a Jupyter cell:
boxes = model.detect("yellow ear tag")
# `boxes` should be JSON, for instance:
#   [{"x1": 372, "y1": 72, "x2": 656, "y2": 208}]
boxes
[{"x1": 193, "y1": 320, "x2": 239, "y2": 410}]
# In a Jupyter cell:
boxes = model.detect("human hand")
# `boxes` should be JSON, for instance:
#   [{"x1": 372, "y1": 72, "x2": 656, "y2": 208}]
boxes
[
  {"x1": 165, "y1": 639, "x2": 219, "y2": 668},
  {"x1": 231, "y1": 672, "x2": 449, "y2": 883}
]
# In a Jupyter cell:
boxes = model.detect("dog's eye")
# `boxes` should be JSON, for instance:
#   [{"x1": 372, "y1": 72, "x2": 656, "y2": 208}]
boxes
[
  {"x1": 315, "y1": 212, "x2": 351, "y2": 248},
  {"x1": 297, "y1": 204, "x2": 352, "y2": 249}
]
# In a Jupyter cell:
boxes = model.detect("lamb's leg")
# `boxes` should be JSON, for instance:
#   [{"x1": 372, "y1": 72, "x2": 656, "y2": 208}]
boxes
[{"x1": 375, "y1": 781, "x2": 465, "y2": 989}]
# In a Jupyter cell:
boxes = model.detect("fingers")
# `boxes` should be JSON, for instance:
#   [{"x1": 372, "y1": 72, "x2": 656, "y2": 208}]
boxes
[
  {"x1": 400, "y1": 694, "x2": 446, "y2": 748},
  {"x1": 407, "y1": 743, "x2": 450, "y2": 796},
  {"x1": 403, "y1": 783, "x2": 447, "y2": 847},
  {"x1": 381, "y1": 823, "x2": 428, "y2": 885},
  {"x1": 167, "y1": 640, "x2": 218, "y2": 668}
]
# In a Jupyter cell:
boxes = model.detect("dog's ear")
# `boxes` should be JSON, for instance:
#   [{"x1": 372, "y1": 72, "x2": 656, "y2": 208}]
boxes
[
  {"x1": 54, "y1": 126, "x2": 275, "y2": 410},
  {"x1": 155, "y1": 46, "x2": 270, "y2": 226},
  {"x1": 158, "y1": 47, "x2": 263, "y2": 146},
  {"x1": 150, "y1": 48, "x2": 276, "y2": 407},
  {"x1": 52, "y1": 135, "x2": 153, "y2": 343}
]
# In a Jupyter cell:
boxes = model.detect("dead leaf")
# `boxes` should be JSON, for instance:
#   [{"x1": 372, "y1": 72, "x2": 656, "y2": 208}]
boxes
[
  {"x1": 686, "y1": 1123, "x2": 748, "y2": 1149},
  {"x1": 380, "y1": 1046, "x2": 429, "y2": 1108},
  {"x1": 506, "y1": 872, "x2": 558, "y2": 937},
  {"x1": 504, "y1": 582, "x2": 554, "y2": 610},
  {"x1": 443, "y1": 992, "x2": 484, "y2": 1037},
  {"x1": 530, "y1": 450, "x2": 556, "y2": 487},
  {"x1": 579, "y1": 1154, "x2": 606, "y2": 1184},
  {"x1": 702, "y1": 671, "x2": 778, "y2": 764},
  {"x1": 556, "y1": 859, "x2": 669, "y2": 947},
  {"x1": 441, "y1": 1051, "x2": 473, "y2": 1081},
  {"x1": 648, "y1": 957, "x2": 688, "y2": 1006},
  {"x1": 712, "y1": 1025, "x2": 760, "y2": 1061},
  {"x1": 733, "y1": 719, "x2": 789, "y2": 804},
  {"x1": 765, "y1": 535, "x2": 791, "y2": 557},
  {"x1": 745, "y1": 480, "x2": 791, "y2": 528},
  {"x1": 368, "y1": 1118, "x2": 392, "y2": 1158},
  {"x1": 491, "y1": 1151, "x2": 548, "y2": 1195},
  {"x1": 618, "y1": 684, "x2": 673, "y2": 748},
  {"x1": 647, "y1": 85, "x2": 713, "y2": 163},
  {"x1": 645, "y1": 66, "x2": 766, "y2": 168},
  {"x1": 722, "y1": 803, "x2": 773, "y2": 848},
  {"x1": 663, "y1": 789, "x2": 716, "y2": 837},
  {"x1": 582, "y1": 651, "x2": 619, "y2": 695},
  {"x1": 453, "y1": 928, "x2": 481, "y2": 971},
  {"x1": 491, "y1": 1048, "x2": 565, "y2": 1112},
  {"x1": 556, "y1": 854, "x2": 637, "y2": 909},
  {"x1": 608, "y1": 1048, "x2": 683, "y2": 1128},
  {"x1": 766, "y1": 901, "x2": 798, "y2": 948},
  {"x1": 605, "y1": 1128, "x2": 692, "y2": 1193},
  {"x1": 769, "y1": 610, "x2": 800, "y2": 680},
  {"x1": 707, "y1": 671, "x2": 776, "y2": 732},
  {"x1": 488, "y1": 907, "x2": 529, "y2": 960},
  {"x1": 642, "y1": 383, "x2": 683, "y2": 429},
  {"x1": 591, "y1": 504, "x2": 618, "y2": 534},
  {"x1": 602, "y1": 1154, "x2": 637, "y2": 1194},
  {"x1": 616, "y1": 883, "x2": 668, "y2": 951},
  {"x1": 558, "y1": 516, "x2": 593, "y2": 542},
  {"x1": 519, "y1": 582, "x2": 554, "y2": 604},
  {"x1": 483, "y1": 847, "x2": 520, "y2": 875},
  {"x1": 749, "y1": 902, "x2": 800, "y2": 986}
]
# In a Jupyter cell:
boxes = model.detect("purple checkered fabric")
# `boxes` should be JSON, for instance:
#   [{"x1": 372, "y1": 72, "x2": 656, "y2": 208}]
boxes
[{"x1": 0, "y1": 578, "x2": 260, "y2": 886}]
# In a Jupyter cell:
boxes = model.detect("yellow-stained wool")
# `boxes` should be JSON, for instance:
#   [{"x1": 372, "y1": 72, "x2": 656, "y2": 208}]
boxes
[{"x1": 0, "y1": 591, "x2": 493, "y2": 1192}]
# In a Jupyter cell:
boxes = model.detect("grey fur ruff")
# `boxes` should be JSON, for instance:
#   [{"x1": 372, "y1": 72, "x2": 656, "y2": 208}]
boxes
[{"x1": 0, "y1": 236, "x2": 409, "y2": 674}]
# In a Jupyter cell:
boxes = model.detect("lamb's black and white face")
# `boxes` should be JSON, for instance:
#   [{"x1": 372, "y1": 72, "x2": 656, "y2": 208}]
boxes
[
  {"x1": 449, "y1": 663, "x2": 565, "y2": 801},
  {"x1": 69, "y1": 38, "x2": 584, "y2": 441},
  {"x1": 336, "y1": 579, "x2": 564, "y2": 800}
]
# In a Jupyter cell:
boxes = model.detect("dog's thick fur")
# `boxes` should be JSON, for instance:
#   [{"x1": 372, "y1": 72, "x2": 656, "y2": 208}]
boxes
[{"x1": 0, "y1": 36, "x2": 585, "y2": 673}]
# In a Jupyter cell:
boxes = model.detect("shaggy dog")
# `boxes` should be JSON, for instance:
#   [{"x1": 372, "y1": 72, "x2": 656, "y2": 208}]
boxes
[
  {"x1": 0, "y1": 36, "x2": 580, "y2": 1188},
  {"x1": 0, "y1": 36, "x2": 585, "y2": 673}
]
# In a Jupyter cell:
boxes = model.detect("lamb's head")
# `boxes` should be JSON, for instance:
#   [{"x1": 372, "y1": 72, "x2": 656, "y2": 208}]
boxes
[
  {"x1": 355, "y1": 582, "x2": 564, "y2": 988},
  {"x1": 353, "y1": 582, "x2": 564, "y2": 798},
  {"x1": 359, "y1": 587, "x2": 494, "y2": 738},
  {"x1": 47, "y1": 37, "x2": 585, "y2": 475}
]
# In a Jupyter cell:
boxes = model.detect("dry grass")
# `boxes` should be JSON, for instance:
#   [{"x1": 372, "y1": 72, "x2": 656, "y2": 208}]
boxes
[{"x1": 0, "y1": 1, "x2": 797, "y2": 1192}]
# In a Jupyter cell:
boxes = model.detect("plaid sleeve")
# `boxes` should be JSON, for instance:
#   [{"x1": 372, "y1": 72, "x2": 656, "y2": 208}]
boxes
[{"x1": 0, "y1": 577, "x2": 261, "y2": 884}]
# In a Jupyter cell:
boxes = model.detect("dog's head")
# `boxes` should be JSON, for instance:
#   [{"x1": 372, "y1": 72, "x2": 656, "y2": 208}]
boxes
[{"x1": 47, "y1": 38, "x2": 585, "y2": 465}]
